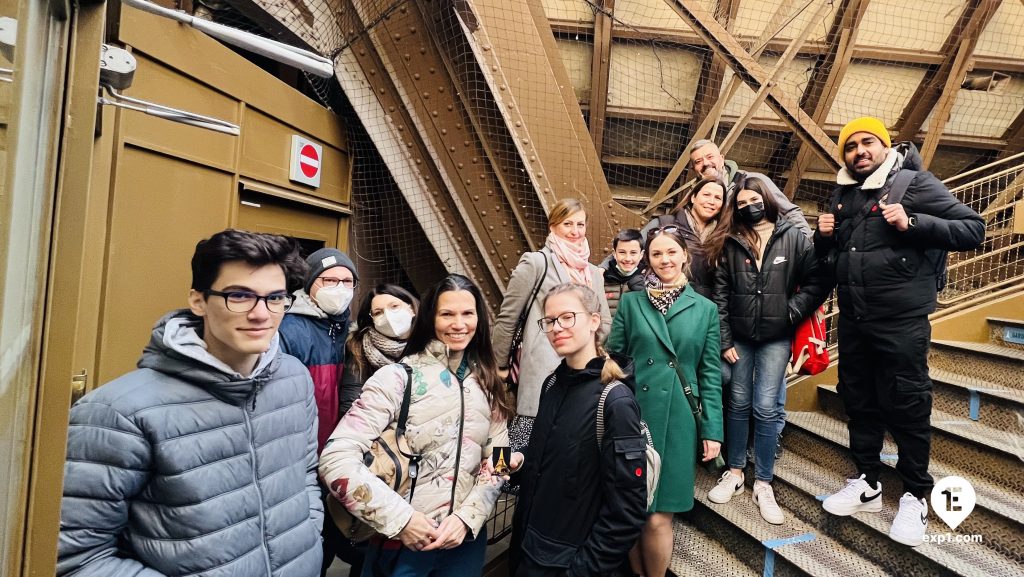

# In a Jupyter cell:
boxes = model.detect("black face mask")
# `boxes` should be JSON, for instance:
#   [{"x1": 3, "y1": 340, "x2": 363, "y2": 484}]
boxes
[{"x1": 738, "y1": 202, "x2": 765, "y2": 224}]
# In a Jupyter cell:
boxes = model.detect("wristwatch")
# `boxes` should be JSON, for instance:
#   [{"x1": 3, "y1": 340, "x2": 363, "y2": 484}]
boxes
[{"x1": 907, "y1": 215, "x2": 917, "y2": 229}]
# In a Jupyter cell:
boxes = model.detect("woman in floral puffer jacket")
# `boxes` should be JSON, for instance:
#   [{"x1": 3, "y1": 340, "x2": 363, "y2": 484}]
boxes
[{"x1": 320, "y1": 274, "x2": 515, "y2": 577}]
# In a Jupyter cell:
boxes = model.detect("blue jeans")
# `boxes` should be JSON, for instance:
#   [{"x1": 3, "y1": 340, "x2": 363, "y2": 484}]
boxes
[
  {"x1": 726, "y1": 338, "x2": 790, "y2": 482},
  {"x1": 361, "y1": 527, "x2": 488, "y2": 577}
]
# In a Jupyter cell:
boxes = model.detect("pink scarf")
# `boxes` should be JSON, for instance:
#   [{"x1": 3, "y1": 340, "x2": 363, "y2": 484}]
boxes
[{"x1": 546, "y1": 232, "x2": 593, "y2": 287}]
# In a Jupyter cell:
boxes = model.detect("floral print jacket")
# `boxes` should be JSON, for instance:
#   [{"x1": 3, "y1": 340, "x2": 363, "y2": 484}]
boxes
[{"x1": 319, "y1": 340, "x2": 508, "y2": 539}]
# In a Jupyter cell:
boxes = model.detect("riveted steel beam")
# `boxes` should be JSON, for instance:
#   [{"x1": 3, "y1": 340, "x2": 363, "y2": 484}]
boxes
[{"x1": 660, "y1": 0, "x2": 840, "y2": 172}]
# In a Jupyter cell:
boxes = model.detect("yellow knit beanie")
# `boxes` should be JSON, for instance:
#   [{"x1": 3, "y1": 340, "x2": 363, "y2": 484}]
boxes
[{"x1": 837, "y1": 117, "x2": 891, "y2": 157}]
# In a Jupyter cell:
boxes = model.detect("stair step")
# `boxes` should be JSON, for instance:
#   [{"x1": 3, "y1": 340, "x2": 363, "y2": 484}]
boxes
[
  {"x1": 817, "y1": 385, "x2": 1023, "y2": 463},
  {"x1": 928, "y1": 367, "x2": 1024, "y2": 435},
  {"x1": 769, "y1": 439, "x2": 1024, "y2": 577},
  {"x1": 671, "y1": 512, "x2": 765, "y2": 577},
  {"x1": 785, "y1": 408, "x2": 1024, "y2": 532},
  {"x1": 987, "y1": 317, "x2": 1024, "y2": 351},
  {"x1": 928, "y1": 340, "x2": 1024, "y2": 391},
  {"x1": 693, "y1": 469, "x2": 891, "y2": 577}
]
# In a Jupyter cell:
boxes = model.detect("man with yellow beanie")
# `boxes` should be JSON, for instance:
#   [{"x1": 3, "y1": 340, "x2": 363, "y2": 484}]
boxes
[{"x1": 815, "y1": 117, "x2": 984, "y2": 547}]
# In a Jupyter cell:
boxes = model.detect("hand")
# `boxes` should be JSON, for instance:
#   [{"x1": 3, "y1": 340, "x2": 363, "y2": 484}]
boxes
[
  {"x1": 421, "y1": 515, "x2": 468, "y2": 551},
  {"x1": 722, "y1": 347, "x2": 739, "y2": 364},
  {"x1": 498, "y1": 368, "x2": 509, "y2": 381},
  {"x1": 878, "y1": 199, "x2": 910, "y2": 231},
  {"x1": 817, "y1": 213, "x2": 835, "y2": 237},
  {"x1": 509, "y1": 451, "x2": 524, "y2": 472},
  {"x1": 398, "y1": 511, "x2": 439, "y2": 551},
  {"x1": 702, "y1": 440, "x2": 722, "y2": 462}
]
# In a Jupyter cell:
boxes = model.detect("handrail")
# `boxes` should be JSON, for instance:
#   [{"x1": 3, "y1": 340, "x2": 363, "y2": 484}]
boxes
[{"x1": 943, "y1": 150, "x2": 1024, "y2": 185}]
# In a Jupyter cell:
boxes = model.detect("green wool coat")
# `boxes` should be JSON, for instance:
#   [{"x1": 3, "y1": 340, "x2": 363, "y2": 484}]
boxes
[{"x1": 606, "y1": 286, "x2": 724, "y2": 512}]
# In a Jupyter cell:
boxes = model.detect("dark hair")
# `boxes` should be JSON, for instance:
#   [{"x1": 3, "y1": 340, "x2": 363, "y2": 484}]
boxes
[
  {"x1": 347, "y1": 284, "x2": 420, "y2": 378},
  {"x1": 612, "y1": 228, "x2": 643, "y2": 250},
  {"x1": 674, "y1": 177, "x2": 728, "y2": 216},
  {"x1": 704, "y1": 175, "x2": 781, "y2": 266},
  {"x1": 191, "y1": 229, "x2": 306, "y2": 292},
  {"x1": 403, "y1": 274, "x2": 514, "y2": 419},
  {"x1": 542, "y1": 283, "x2": 624, "y2": 384}
]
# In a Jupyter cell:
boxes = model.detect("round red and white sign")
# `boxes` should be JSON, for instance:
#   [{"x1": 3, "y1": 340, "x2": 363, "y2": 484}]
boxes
[{"x1": 299, "y1": 144, "x2": 320, "y2": 178}]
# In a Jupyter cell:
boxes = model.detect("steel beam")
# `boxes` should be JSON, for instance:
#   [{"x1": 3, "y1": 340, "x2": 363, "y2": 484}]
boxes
[{"x1": 589, "y1": 0, "x2": 615, "y2": 157}]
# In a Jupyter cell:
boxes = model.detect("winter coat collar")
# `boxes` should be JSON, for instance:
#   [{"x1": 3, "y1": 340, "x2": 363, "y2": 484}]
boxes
[
  {"x1": 638, "y1": 284, "x2": 697, "y2": 353},
  {"x1": 288, "y1": 289, "x2": 328, "y2": 319},
  {"x1": 836, "y1": 147, "x2": 903, "y2": 190},
  {"x1": 138, "y1": 309, "x2": 279, "y2": 406}
]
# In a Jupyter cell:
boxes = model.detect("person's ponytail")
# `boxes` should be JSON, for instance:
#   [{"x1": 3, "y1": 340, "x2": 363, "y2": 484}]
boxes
[{"x1": 596, "y1": 344, "x2": 626, "y2": 384}]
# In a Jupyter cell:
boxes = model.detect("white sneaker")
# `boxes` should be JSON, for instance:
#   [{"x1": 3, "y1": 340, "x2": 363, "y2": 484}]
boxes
[
  {"x1": 822, "y1": 474, "x2": 883, "y2": 516},
  {"x1": 753, "y1": 482, "x2": 785, "y2": 525},
  {"x1": 708, "y1": 470, "x2": 744, "y2": 504},
  {"x1": 889, "y1": 493, "x2": 928, "y2": 547}
]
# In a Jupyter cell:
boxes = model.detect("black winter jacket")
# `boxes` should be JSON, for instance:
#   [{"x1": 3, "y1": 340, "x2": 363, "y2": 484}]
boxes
[
  {"x1": 642, "y1": 212, "x2": 716, "y2": 298},
  {"x1": 510, "y1": 357, "x2": 647, "y2": 577},
  {"x1": 714, "y1": 220, "x2": 829, "y2": 350},
  {"x1": 600, "y1": 258, "x2": 646, "y2": 319},
  {"x1": 814, "y1": 143, "x2": 985, "y2": 320}
]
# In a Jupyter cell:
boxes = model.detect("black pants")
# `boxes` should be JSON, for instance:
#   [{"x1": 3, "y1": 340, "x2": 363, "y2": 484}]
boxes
[
  {"x1": 837, "y1": 314, "x2": 933, "y2": 498},
  {"x1": 321, "y1": 502, "x2": 365, "y2": 577}
]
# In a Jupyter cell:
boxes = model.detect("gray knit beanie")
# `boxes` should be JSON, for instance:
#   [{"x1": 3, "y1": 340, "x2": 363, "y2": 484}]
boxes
[{"x1": 304, "y1": 248, "x2": 358, "y2": 293}]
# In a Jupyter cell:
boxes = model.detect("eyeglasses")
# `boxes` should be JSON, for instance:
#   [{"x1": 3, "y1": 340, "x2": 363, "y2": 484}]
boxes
[
  {"x1": 318, "y1": 277, "x2": 356, "y2": 289},
  {"x1": 538, "y1": 311, "x2": 586, "y2": 333},
  {"x1": 204, "y1": 290, "x2": 294, "y2": 313}
]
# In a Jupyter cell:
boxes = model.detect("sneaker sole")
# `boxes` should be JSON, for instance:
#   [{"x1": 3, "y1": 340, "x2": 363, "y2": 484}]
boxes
[
  {"x1": 708, "y1": 485, "x2": 743, "y2": 504},
  {"x1": 822, "y1": 498, "x2": 883, "y2": 516}
]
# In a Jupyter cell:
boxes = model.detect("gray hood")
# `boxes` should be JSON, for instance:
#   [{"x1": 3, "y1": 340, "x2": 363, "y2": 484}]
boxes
[{"x1": 138, "y1": 309, "x2": 280, "y2": 407}]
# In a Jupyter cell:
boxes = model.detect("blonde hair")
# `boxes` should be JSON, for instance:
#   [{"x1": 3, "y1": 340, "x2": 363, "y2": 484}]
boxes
[
  {"x1": 547, "y1": 198, "x2": 587, "y2": 229},
  {"x1": 542, "y1": 283, "x2": 625, "y2": 384}
]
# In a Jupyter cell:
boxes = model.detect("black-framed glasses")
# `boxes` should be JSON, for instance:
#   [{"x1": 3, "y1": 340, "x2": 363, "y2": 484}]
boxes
[
  {"x1": 317, "y1": 276, "x2": 356, "y2": 289},
  {"x1": 204, "y1": 290, "x2": 294, "y2": 313},
  {"x1": 538, "y1": 311, "x2": 586, "y2": 333}
]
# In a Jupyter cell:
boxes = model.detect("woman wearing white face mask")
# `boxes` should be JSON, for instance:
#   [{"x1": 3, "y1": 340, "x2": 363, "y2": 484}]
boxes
[
  {"x1": 343, "y1": 283, "x2": 420, "y2": 417},
  {"x1": 278, "y1": 247, "x2": 361, "y2": 577}
]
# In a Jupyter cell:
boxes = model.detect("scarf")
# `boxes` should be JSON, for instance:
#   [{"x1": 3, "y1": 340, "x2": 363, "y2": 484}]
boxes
[
  {"x1": 645, "y1": 272, "x2": 688, "y2": 315},
  {"x1": 546, "y1": 232, "x2": 593, "y2": 287},
  {"x1": 686, "y1": 208, "x2": 716, "y2": 244},
  {"x1": 362, "y1": 328, "x2": 407, "y2": 371}
]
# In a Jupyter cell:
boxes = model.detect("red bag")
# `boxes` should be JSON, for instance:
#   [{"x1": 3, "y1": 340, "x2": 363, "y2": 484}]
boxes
[{"x1": 789, "y1": 305, "x2": 830, "y2": 375}]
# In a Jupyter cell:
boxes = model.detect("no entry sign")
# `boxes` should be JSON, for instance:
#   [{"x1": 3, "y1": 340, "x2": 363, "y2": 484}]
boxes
[{"x1": 289, "y1": 135, "x2": 322, "y2": 187}]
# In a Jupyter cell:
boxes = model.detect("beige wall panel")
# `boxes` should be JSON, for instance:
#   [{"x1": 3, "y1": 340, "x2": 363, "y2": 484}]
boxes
[
  {"x1": 733, "y1": 0, "x2": 838, "y2": 44},
  {"x1": 239, "y1": 109, "x2": 350, "y2": 205},
  {"x1": 540, "y1": 0, "x2": 595, "y2": 23},
  {"x1": 608, "y1": 41, "x2": 700, "y2": 112},
  {"x1": 121, "y1": 53, "x2": 239, "y2": 172},
  {"x1": 924, "y1": 75, "x2": 1024, "y2": 138},
  {"x1": 975, "y1": 1, "x2": 1024, "y2": 59},
  {"x1": 120, "y1": 7, "x2": 346, "y2": 151},
  {"x1": 825, "y1": 63, "x2": 926, "y2": 128},
  {"x1": 555, "y1": 38, "x2": 593, "y2": 102},
  {"x1": 614, "y1": 0, "x2": 715, "y2": 29},
  {"x1": 97, "y1": 147, "x2": 233, "y2": 383},
  {"x1": 719, "y1": 56, "x2": 817, "y2": 121},
  {"x1": 856, "y1": 0, "x2": 960, "y2": 52}
]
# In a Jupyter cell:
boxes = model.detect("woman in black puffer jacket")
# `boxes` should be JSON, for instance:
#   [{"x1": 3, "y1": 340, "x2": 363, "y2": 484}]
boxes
[{"x1": 703, "y1": 176, "x2": 828, "y2": 526}]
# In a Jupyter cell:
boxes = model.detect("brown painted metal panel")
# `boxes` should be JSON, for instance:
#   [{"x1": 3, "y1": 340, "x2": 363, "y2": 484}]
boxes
[
  {"x1": 240, "y1": 109, "x2": 351, "y2": 205},
  {"x1": 97, "y1": 147, "x2": 234, "y2": 383}
]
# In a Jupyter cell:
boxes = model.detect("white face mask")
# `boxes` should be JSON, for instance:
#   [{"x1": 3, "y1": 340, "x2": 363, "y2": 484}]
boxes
[
  {"x1": 314, "y1": 285, "x2": 353, "y2": 316},
  {"x1": 374, "y1": 307, "x2": 414, "y2": 339}
]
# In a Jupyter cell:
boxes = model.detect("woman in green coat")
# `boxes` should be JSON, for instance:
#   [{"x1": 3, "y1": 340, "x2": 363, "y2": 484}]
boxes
[{"x1": 607, "y1": 226, "x2": 723, "y2": 577}]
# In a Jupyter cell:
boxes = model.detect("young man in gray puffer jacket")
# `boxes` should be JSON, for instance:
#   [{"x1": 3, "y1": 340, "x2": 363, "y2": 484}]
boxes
[{"x1": 58, "y1": 229, "x2": 324, "y2": 577}]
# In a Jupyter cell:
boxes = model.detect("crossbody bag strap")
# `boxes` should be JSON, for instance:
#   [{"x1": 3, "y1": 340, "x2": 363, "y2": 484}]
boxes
[
  {"x1": 395, "y1": 363, "x2": 423, "y2": 502},
  {"x1": 596, "y1": 381, "x2": 622, "y2": 449},
  {"x1": 669, "y1": 356, "x2": 701, "y2": 418},
  {"x1": 506, "y1": 252, "x2": 549, "y2": 368}
]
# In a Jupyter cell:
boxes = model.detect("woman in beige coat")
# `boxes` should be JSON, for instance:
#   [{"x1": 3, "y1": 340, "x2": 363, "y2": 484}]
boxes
[
  {"x1": 320, "y1": 274, "x2": 514, "y2": 577},
  {"x1": 493, "y1": 198, "x2": 612, "y2": 447}
]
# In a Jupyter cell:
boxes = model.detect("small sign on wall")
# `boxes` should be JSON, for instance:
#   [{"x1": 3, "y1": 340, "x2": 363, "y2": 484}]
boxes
[
  {"x1": 1005, "y1": 326, "x2": 1024, "y2": 346},
  {"x1": 289, "y1": 135, "x2": 322, "y2": 188}
]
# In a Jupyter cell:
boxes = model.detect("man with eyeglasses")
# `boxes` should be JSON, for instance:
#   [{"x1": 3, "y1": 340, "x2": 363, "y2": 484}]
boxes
[
  {"x1": 58, "y1": 229, "x2": 323, "y2": 577},
  {"x1": 277, "y1": 247, "x2": 362, "y2": 577}
]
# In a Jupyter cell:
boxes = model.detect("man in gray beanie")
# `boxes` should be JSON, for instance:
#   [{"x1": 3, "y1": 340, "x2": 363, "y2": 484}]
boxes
[{"x1": 278, "y1": 247, "x2": 363, "y2": 577}]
